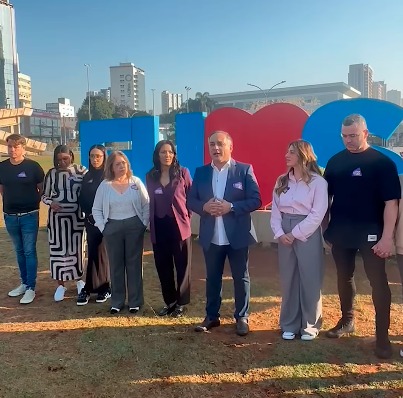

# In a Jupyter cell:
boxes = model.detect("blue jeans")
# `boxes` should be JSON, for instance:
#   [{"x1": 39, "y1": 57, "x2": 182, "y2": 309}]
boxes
[{"x1": 4, "y1": 211, "x2": 39, "y2": 290}]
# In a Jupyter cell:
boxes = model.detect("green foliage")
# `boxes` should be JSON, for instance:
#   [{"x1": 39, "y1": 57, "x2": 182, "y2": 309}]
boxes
[{"x1": 76, "y1": 96, "x2": 115, "y2": 129}]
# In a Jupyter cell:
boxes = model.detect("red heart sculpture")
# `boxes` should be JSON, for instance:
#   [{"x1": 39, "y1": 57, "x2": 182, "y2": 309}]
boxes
[{"x1": 204, "y1": 104, "x2": 308, "y2": 207}]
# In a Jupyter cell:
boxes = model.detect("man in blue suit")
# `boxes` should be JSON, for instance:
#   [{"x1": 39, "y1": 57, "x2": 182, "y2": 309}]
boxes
[{"x1": 188, "y1": 131, "x2": 261, "y2": 336}]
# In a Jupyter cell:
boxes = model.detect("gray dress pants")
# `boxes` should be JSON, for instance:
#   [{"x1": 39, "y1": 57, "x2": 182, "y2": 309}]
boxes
[
  {"x1": 278, "y1": 213, "x2": 324, "y2": 336},
  {"x1": 103, "y1": 216, "x2": 146, "y2": 309}
]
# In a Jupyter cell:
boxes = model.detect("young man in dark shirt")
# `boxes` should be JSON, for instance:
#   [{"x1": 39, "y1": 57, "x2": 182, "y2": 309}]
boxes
[
  {"x1": 323, "y1": 114, "x2": 401, "y2": 359},
  {"x1": 0, "y1": 134, "x2": 45, "y2": 304}
]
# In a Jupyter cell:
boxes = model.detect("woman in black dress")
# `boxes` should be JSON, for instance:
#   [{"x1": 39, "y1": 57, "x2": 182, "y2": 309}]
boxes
[{"x1": 77, "y1": 144, "x2": 111, "y2": 305}]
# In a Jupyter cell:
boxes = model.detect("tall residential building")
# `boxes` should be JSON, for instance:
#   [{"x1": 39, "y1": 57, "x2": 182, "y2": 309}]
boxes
[
  {"x1": 348, "y1": 63, "x2": 373, "y2": 98},
  {"x1": 372, "y1": 80, "x2": 387, "y2": 100},
  {"x1": 46, "y1": 97, "x2": 75, "y2": 117},
  {"x1": 161, "y1": 90, "x2": 183, "y2": 114},
  {"x1": 87, "y1": 88, "x2": 111, "y2": 102},
  {"x1": 386, "y1": 89, "x2": 402, "y2": 106},
  {"x1": 18, "y1": 72, "x2": 31, "y2": 107},
  {"x1": 0, "y1": 0, "x2": 19, "y2": 109},
  {"x1": 110, "y1": 63, "x2": 146, "y2": 111}
]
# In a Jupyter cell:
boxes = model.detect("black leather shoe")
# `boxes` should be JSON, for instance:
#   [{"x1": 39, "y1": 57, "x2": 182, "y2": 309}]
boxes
[
  {"x1": 325, "y1": 319, "x2": 355, "y2": 338},
  {"x1": 171, "y1": 305, "x2": 185, "y2": 318},
  {"x1": 375, "y1": 341, "x2": 393, "y2": 359},
  {"x1": 236, "y1": 318, "x2": 249, "y2": 336},
  {"x1": 194, "y1": 317, "x2": 220, "y2": 332},
  {"x1": 158, "y1": 303, "x2": 176, "y2": 316}
]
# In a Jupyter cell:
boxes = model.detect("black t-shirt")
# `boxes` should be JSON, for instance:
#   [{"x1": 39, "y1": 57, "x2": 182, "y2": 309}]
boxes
[
  {"x1": 0, "y1": 158, "x2": 45, "y2": 213},
  {"x1": 324, "y1": 147, "x2": 401, "y2": 248}
]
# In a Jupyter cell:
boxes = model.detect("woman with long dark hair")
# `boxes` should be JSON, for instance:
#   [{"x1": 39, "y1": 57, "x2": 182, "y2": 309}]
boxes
[
  {"x1": 77, "y1": 144, "x2": 111, "y2": 305},
  {"x1": 270, "y1": 140, "x2": 328, "y2": 341},
  {"x1": 146, "y1": 140, "x2": 192, "y2": 317},
  {"x1": 42, "y1": 145, "x2": 87, "y2": 301}
]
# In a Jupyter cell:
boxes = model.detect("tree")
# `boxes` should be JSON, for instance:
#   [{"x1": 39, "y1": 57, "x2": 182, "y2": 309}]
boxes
[
  {"x1": 76, "y1": 96, "x2": 115, "y2": 128},
  {"x1": 181, "y1": 92, "x2": 217, "y2": 114}
]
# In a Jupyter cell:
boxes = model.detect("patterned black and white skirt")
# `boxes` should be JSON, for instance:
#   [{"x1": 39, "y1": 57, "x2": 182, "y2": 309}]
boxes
[{"x1": 48, "y1": 206, "x2": 85, "y2": 281}]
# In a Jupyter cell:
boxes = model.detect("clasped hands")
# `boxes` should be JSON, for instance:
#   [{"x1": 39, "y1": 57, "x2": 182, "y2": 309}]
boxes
[
  {"x1": 279, "y1": 233, "x2": 295, "y2": 246},
  {"x1": 203, "y1": 198, "x2": 231, "y2": 217}
]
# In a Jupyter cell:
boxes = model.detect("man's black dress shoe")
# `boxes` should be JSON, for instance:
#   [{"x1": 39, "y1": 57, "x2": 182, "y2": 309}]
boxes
[
  {"x1": 236, "y1": 318, "x2": 249, "y2": 336},
  {"x1": 194, "y1": 317, "x2": 220, "y2": 332}
]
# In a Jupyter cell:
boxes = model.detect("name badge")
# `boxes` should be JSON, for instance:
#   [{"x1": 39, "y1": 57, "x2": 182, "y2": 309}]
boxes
[
  {"x1": 17, "y1": 171, "x2": 27, "y2": 178},
  {"x1": 155, "y1": 187, "x2": 163, "y2": 194},
  {"x1": 352, "y1": 168, "x2": 362, "y2": 177},
  {"x1": 368, "y1": 235, "x2": 377, "y2": 242},
  {"x1": 131, "y1": 184, "x2": 139, "y2": 190},
  {"x1": 233, "y1": 182, "x2": 243, "y2": 190}
]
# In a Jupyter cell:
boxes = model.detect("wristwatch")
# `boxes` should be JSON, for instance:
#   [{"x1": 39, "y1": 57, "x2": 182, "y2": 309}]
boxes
[{"x1": 230, "y1": 203, "x2": 234, "y2": 211}]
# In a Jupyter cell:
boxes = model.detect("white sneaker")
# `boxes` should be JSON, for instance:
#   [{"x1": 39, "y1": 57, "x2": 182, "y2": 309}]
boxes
[
  {"x1": 301, "y1": 333, "x2": 317, "y2": 341},
  {"x1": 282, "y1": 332, "x2": 296, "y2": 340},
  {"x1": 20, "y1": 289, "x2": 35, "y2": 304},
  {"x1": 8, "y1": 284, "x2": 27, "y2": 297},
  {"x1": 54, "y1": 286, "x2": 67, "y2": 302},
  {"x1": 76, "y1": 280, "x2": 85, "y2": 294}
]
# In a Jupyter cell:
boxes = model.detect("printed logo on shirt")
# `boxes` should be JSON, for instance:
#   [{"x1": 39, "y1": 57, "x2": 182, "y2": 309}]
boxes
[
  {"x1": 17, "y1": 171, "x2": 27, "y2": 178},
  {"x1": 282, "y1": 187, "x2": 290, "y2": 194},
  {"x1": 352, "y1": 168, "x2": 362, "y2": 177},
  {"x1": 88, "y1": 179, "x2": 93, "y2": 183},
  {"x1": 131, "y1": 184, "x2": 138, "y2": 190},
  {"x1": 155, "y1": 187, "x2": 163, "y2": 194},
  {"x1": 233, "y1": 182, "x2": 243, "y2": 190}
]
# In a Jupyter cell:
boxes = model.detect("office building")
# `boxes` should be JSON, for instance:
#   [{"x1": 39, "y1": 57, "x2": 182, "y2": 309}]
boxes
[
  {"x1": 110, "y1": 62, "x2": 146, "y2": 111},
  {"x1": 372, "y1": 81, "x2": 387, "y2": 100},
  {"x1": 387, "y1": 90, "x2": 402, "y2": 106},
  {"x1": 209, "y1": 82, "x2": 360, "y2": 114},
  {"x1": 18, "y1": 72, "x2": 31, "y2": 108},
  {"x1": 161, "y1": 91, "x2": 183, "y2": 114},
  {"x1": 21, "y1": 108, "x2": 61, "y2": 143},
  {"x1": 348, "y1": 63, "x2": 373, "y2": 98},
  {"x1": 46, "y1": 97, "x2": 75, "y2": 117},
  {"x1": 0, "y1": 0, "x2": 19, "y2": 109},
  {"x1": 87, "y1": 88, "x2": 111, "y2": 102}
]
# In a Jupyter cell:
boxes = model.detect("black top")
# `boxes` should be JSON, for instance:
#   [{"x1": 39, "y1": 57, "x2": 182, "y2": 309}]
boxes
[
  {"x1": 78, "y1": 168, "x2": 104, "y2": 216},
  {"x1": 0, "y1": 158, "x2": 45, "y2": 213},
  {"x1": 324, "y1": 147, "x2": 401, "y2": 248}
]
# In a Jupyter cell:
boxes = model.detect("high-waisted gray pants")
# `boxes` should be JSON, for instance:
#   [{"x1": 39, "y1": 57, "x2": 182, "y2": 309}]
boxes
[{"x1": 278, "y1": 213, "x2": 324, "y2": 336}]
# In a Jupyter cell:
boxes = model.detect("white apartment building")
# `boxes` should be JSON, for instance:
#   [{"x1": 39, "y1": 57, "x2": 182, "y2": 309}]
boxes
[
  {"x1": 161, "y1": 91, "x2": 183, "y2": 114},
  {"x1": 46, "y1": 97, "x2": 75, "y2": 117},
  {"x1": 387, "y1": 90, "x2": 402, "y2": 106},
  {"x1": 110, "y1": 63, "x2": 146, "y2": 111},
  {"x1": 87, "y1": 88, "x2": 111, "y2": 102},
  {"x1": 348, "y1": 63, "x2": 373, "y2": 98}
]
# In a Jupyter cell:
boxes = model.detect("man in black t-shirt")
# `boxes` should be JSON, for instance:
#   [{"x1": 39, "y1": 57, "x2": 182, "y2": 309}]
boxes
[
  {"x1": 0, "y1": 134, "x2": 45, "y2": 304},
  {"x1": 323, "y1": 114, "x2": 401, "y2": 359}
]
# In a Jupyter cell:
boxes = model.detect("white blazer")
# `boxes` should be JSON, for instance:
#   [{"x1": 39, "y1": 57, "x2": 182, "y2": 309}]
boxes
[{"x1": 92, "y1": 176, "x2": 150, "y2": 232}]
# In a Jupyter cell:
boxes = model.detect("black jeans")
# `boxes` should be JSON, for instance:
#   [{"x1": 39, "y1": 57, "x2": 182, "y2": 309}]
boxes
[{"x1": 331, "y1": 244, "x2": 391, "y2": 343}]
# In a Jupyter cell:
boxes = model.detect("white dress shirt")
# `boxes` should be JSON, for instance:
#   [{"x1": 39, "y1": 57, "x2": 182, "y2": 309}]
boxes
[{"x1": 211, "y1": 160, "x2": 231, "y2": 245}]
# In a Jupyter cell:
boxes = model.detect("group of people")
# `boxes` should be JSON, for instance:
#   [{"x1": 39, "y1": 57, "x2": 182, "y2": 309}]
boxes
[{"x1": 1, "y1": 113, "x2": 403, "y2": 360}]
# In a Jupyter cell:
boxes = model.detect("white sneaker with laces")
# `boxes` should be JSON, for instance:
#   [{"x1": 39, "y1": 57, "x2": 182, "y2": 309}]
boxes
[
  {"x1": 8, "y1": 284, "x2": 27, "y2": 297},
  {"x1": 20, "y1": 289, "x2": 35, "y2": 304},
  {"x1": 282, "y1": 332, "x2": 296, "y2": 340},
  {"x1": 54, "y1": 285, "x2": 67, "y2": 302},
  {"x1": 76, "y1": 280, "x2": 85, "y2": 294}
]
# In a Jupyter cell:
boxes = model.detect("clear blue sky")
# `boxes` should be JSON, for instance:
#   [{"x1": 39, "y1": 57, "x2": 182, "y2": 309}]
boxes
[{"x1": 12, "y1": 0, "x2": 403, "y2": 113}]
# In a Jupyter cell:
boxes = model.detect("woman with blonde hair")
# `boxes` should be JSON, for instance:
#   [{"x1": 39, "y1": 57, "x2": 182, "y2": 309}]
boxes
[
  {"x1": 92, "y1": 151, "x2": 149, "y2": 314},
  {"x1": 270, "y1": 140, "x2": 328, "y2": 341}
]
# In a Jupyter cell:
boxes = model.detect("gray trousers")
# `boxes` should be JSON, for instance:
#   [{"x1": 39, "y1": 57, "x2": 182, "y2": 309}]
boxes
[
  {"x1": 278, "y1": 213, "x2": 324, "y2": 336},
  {"x1": 103, "y1": 216, "x2": 146, "y2": 309}
]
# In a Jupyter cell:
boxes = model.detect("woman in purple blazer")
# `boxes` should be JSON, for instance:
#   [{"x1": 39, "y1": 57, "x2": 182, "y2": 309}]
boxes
[{"x1": 146, "y1": 140, "x2": 192, "y2": 317}]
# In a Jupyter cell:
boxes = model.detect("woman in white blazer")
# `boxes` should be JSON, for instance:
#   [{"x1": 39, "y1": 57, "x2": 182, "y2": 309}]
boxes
[{"x1": 93, "y1": 151, "x2": 149, "y2": 314}]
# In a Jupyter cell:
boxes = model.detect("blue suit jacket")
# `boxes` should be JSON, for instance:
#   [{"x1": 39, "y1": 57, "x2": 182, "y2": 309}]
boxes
[{"x1": 187, "y1": 159, "x2": 261, "y2": 250}]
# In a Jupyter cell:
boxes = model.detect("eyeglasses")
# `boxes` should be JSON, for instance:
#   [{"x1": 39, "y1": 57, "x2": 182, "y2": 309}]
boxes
[
  {"x1": 341, "y1": 133, "x2": 360, "y2": 139},
  {"x1": 90, "y1": 154, "x2": 103, "y2": 159}
]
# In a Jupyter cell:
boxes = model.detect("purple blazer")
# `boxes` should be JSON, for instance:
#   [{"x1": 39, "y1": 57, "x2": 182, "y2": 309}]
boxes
[{"x1": 146, "y1": 166, "x2": 192, "y2": 244}]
